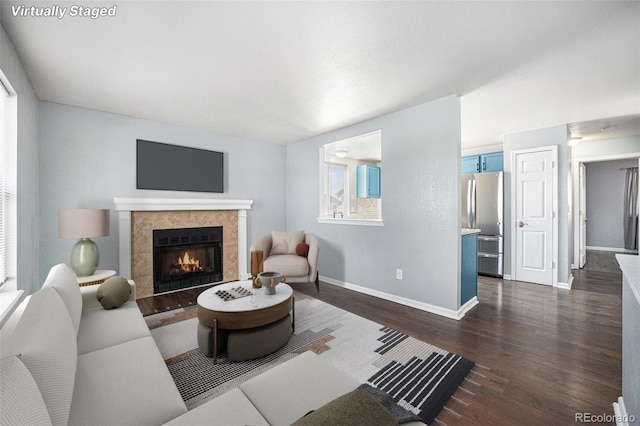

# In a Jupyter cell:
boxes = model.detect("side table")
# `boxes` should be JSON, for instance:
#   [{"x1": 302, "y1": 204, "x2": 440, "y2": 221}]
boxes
[{"x1": 77, "y1": 270, "x2": 116, "y2": 287}]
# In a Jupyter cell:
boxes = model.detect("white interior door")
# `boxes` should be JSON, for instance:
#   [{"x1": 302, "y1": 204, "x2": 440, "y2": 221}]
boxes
[
  {"x1": 579, "y1": 163, "x2": 587, "y2": 268},
  {"x1": 515, "y1": 149, "x2": 555, "y2": 286}
]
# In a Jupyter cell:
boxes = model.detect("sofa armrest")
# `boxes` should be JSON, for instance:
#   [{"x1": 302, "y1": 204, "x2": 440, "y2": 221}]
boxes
[
  {"x1": 80, "y1": 280, "x2": 136, "y2": 311},
  {"x1": 250, "y1": 234, "x2": 273, "y2": 258}
]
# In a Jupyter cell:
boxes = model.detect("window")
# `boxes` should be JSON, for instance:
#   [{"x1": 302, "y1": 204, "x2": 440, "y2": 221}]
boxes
[
  {"x1": 326, "y1": 163, "x2": 348, "y2": 217},
  {"x1": 318, "y1": 131, "x2": 383, "y2": 225},
  {"x1": 0, "y1": 74, "x2": 17, "y2": 289}
]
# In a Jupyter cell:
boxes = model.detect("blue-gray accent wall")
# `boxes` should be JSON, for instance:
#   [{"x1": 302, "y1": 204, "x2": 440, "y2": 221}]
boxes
[
  {"x1": 285, "y1": 95, "x2": 463, "y2": 311},
  {"x1": 0, "y1": 24, "x2": 40, "y2": 294},
  {"x1": 38, "y1": 102, "x2": 287, "y2": 283}
]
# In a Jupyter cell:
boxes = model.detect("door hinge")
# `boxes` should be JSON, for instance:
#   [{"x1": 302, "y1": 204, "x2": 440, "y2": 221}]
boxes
[
  {"x1": 579, "y1": 249, "x2": 584, "y2": 255},
  {"x1": 552, "y1": 262, "x2": 556, "y2": 269},
  {"x1": 552, "y1": 211, "x2": 556, "y2": 218},
  {"x1": 552, "y1": 161, "x2": 555, "y2": 168}
]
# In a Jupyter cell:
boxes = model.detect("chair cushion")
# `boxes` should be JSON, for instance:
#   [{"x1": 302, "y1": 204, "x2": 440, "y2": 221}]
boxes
[
  {"x1": 41, "y1": 263, "x2": 83, "y2": 335},
  {"x1": 96, "y1": 276, "x2": 131, "y2": 309},
  {"x1": 0, "y1": 356, "x2": 53, "y2": 426},
  {"x1": 270, "y1": 231, "x2": 304, "y2": 255},
  {"x1": 264, "y1": 254, "x2": 309, "y2": 277},
  {"x1": 1, "y1": 288, "x2": 77, "y2": 426}
]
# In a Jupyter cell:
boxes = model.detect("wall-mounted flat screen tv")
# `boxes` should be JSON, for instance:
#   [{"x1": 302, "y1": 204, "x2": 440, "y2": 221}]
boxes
[{"x1": 136, "y1": 139, "x2": 224, "y2": 193}]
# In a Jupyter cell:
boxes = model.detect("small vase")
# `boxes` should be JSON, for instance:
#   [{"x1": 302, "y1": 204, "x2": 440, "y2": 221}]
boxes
[{"x1": 257, "y1": 272, "x2": 286, "y2": 295}]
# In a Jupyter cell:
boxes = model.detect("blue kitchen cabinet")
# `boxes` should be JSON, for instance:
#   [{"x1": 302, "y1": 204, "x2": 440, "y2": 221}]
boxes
[
  {"x1": 481, "y1": 152, "x2": 503, "y2": 172},
  {"x1": 462, "y1": 156, "x2": 480, "y2": 174},
  {"x1": 461, "y1": 152, "x2": 503, "y2": 174},
  {"x1": 356, "y1": 165, "x2": 380, "y2": 198}
]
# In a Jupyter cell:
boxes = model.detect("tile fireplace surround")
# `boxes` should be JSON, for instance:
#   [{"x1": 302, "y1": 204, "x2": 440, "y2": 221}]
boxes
[{"x1": 114, "y1": 198, "x2": 253, "y2": 299}]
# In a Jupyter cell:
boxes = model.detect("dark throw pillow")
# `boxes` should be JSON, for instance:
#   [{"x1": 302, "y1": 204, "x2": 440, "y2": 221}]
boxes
[
  {"x1": 96, "y1": 276, "x2": 131, "y2": 309},
  {"x1": 295, "y1": 242, "x2": 310, "y2": 257},
  {"x1": 291, "y1": 388, "x2": 397, "y2": 426}
]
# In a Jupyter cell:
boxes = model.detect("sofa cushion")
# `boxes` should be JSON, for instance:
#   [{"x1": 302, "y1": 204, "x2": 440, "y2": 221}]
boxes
[
  {"x1": 42, "y1": 263, "x2": 83, "y2": 335},
  {"x1": 270, "y1": 231, "x2": 304, "y2": 255},
  {"x1": 163, "y1": 388, "x2": 269, "y2": 426},
  {"x1": 264, "y1": 254, "x2": 309, "y2": 277},
  {"x1": 77, "y1": 301, "x2": 151, "y2": 355},
  {"x1": 96, "y1": 275, "x2": 131, "y2": 309},
  {"x1": 1, "y1": 288, "x2": 77, "y2": 426},
  {"x1": 0, "y1": 356, "x2": 53, "y2": 426},
  {"x1": 69, "y1": 336, "x2": 187, "y2": 426},
  {"x1": 240, "y1": 351, "x2": 360, "y2": 425},
  {"x1": 291, "y1": 387, "x2": 397, "y2": 426}
]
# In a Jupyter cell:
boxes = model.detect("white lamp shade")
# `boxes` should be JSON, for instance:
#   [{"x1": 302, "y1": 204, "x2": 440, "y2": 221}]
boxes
[{"x1": 58, "y1": 209, "x2": 110, "y2": 239}]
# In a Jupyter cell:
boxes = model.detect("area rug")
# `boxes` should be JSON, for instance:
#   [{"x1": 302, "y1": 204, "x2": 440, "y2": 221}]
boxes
[{"x1": 145, "y1": 292, "x2": 474, "y2": 424}]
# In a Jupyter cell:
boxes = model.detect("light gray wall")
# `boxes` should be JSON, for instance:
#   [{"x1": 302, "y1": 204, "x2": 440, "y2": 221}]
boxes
[
  {"x1": 503, "y1": 125, "x2": 571, "y2": 284},
  {"x1": 286, "y1": 95, "x2": 462, "y2": 311},
  {"x1": 0, "y1": 25, "x2": 40, "y2": 294},
  {"x1": 38, "y1": 102, "x2": 286, "y2": 283},
  {"x1": 586, "y1": 159, "x2": 638, "y2": 249}
]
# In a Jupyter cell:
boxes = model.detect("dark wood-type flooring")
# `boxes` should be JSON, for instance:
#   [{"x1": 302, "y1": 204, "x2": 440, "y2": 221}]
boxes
[{"x1": 138, "y1": 269, "x2": 622, "y2": 425}]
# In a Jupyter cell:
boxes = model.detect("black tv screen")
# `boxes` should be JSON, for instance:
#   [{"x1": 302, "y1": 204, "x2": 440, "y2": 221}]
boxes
[{"x1": 136, "y1": 140, "x2": 224, "y2": 193}]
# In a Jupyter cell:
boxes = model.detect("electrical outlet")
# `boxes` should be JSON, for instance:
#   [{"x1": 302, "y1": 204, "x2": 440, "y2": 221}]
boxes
[{"x1": 396, "y1": 269, "x2": 403, "y2": 280}]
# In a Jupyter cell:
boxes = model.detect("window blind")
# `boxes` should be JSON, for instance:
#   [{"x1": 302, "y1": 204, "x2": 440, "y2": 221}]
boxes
[{"x1": 0, "y1": 77, "x2": 17, "y2": 288}]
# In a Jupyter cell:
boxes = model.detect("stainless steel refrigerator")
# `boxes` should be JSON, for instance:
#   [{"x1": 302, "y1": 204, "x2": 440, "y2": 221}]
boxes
[{"x1": 461, "y1": 171, "x2": 504, "y2": 277}]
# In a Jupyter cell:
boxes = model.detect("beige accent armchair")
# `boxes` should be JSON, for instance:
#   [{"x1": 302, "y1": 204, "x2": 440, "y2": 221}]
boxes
[{"x1": 251, "y1": 232, "x2": 319, "y2": 291}]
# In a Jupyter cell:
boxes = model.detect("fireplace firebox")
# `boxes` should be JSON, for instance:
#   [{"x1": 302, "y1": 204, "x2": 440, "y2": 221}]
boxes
[{"x1": 153, "y1": 226, "x2": 223, "y2": 294}]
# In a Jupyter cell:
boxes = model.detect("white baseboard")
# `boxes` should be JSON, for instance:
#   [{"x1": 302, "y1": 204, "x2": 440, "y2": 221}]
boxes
[
  {"x1": 503, "y1": 274, "x2": 512, "y2": 281},
  {"x1": 587, "y1": 246, "x2": 638, "y2": 254},
  {"x1": 557, "y1": 274, "x2": 573, "y2": 290},
  {"x1": 319, "y1": 275, "x2": 477, "y2": 320},
  {"x1": 612, "y1": 396, "x2": 630, "y2": 426},
  {"x1": 458, "y1": 297, "x2": 479, "y2": 318}
]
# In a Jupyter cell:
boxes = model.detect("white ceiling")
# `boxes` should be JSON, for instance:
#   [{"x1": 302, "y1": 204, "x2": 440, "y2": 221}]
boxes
[
  {"x1": 1, "y1": 1, "x2": 639, "y2": 147},
  {"x1": 325, "y1": 131, "x2": 382, "y2": 162}
]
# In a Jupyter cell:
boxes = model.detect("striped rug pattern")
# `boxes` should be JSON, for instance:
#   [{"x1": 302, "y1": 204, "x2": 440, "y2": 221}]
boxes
[
  {"x1": 369, "y1": 329, "x2": 475, "y2": 424},
  {"x1": 146, "y1": 292, "x2": 474, "y2": 422}
]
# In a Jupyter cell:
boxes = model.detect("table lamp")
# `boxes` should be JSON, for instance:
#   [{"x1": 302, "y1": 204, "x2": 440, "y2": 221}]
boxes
[{"x1": 58, "y1": 208, "x2": 110, "y2": 277}]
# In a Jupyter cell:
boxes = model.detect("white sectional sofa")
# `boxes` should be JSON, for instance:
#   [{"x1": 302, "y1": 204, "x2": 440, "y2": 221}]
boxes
[{"x1": 1, "y1": 264, "x2": 425, "y2": 426}]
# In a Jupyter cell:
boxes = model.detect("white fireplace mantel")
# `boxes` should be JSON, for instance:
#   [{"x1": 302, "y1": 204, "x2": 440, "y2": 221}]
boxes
[{"x1": 113, "y1": 197, "x2": 253, "y2": 281}]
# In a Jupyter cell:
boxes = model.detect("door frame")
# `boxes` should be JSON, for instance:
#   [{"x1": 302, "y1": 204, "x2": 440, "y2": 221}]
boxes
[
  {"x1": 571, "y1": 152, "x2": 640, "y2": 268},
  {"x1": 510, "y1": 145, "x2": 558, "y2": 286}
]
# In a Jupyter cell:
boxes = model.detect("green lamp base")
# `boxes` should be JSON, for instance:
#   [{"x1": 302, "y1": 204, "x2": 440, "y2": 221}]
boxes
[{"x1": 70, "y1": 238, "x2": 99, "y2": 277}]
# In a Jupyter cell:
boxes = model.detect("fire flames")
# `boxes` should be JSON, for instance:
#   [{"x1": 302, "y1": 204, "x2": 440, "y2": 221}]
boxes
[{"x1": 177, "y1": 251, "x2": 201, "y2": 272}]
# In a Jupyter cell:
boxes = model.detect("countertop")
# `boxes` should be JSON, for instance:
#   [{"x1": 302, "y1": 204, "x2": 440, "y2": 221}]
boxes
[
  {"x1": 616, "y1": 254, "x2": 640, "y2": 304},
  {"x1": 462, "y1": 228, "x2": 481, "y2": 236}
]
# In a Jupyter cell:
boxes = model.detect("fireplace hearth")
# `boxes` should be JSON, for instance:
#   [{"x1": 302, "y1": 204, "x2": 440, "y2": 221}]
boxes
[{"x1": 153, "y1": 226, "x2": 223, "y2": 294}]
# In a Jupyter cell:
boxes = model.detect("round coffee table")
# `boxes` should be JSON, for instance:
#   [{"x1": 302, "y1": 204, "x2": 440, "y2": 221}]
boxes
[{"x1": 197, "y1": 280, "x2": 294, "y2": 363}]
